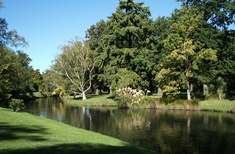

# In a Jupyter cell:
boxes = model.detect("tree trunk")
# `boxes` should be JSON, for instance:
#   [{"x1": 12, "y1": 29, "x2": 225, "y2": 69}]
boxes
[
  {"x1": 109, "y1": 85, "x2": 112, "y2": 94},
  {"x1": 203, "y1": 84, "x2": 208, "y2": 95},
  {"x1": 190, "y1": 84, "x2": 193, "y2": 92},
  {"x1": 186, "y1": 81, "x2": 191, "y2": 100},
  {"x1": 157, "y1": 88, "x2": 162, "y2": 96},
  {"x1": 82, "y1": 91, "x2": 87, "y2": 100},
  {"x1": 95, "y1": 89, "x2": 100, "y2": 95},
  {"x1": 187, "y1": 88, "x2": 191, "y2": 100}
]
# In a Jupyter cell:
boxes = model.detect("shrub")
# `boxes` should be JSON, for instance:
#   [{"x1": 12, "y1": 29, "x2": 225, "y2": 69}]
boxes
[
  {"x1": 52, "y1": 87, "x2": 66, "y2": 97},
  {"x1": 114, "y1": 87, "x2": 145, "y2": 108},
  {"x1": 9, "y1": 99, "x2": 25, "y2": 112}
]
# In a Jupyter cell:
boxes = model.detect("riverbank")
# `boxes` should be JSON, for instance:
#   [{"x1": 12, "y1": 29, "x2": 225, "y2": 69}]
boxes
[
  {"x1": 63, "y1": 94, "x2": 235, "y2": 113},
  {"x1": 0, "y1": 107, "x2": 156, "y2": 154},
  {"x1": 199, "y1": 99, "x2": 235, "y2": 113},
  {"x1": 63, "y1": 94, "x2": 117, "y2": 107}
]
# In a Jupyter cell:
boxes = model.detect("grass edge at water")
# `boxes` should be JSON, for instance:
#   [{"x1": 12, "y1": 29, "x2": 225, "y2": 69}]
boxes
[
  {"x1": 199, "y1": 99, "x2": 235, "y2": 112},
  {"x1": 63, "y1": 94, "x2": 235, "y2": 113},
  {"x1": 0, "y1": 107, "x2": 156, "y2": 154}
]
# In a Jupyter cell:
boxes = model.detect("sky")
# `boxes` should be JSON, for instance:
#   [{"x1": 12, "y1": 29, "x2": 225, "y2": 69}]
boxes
[{"x1": 1, "y1": 0, "x2": 181, "y2": 73}]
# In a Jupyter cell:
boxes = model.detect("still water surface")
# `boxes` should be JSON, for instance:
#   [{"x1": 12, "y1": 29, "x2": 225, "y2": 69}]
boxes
[{"x1": 24, "y1": 97, "x2": 235, "y2": 154}]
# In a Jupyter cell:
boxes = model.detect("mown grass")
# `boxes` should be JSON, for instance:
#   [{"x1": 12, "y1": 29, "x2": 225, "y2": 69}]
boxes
[
  {"x1": 199, "y1": 99, "x2": 235, "y2": 112},
  {"x1": 144, "y1": 96, "x2": 235, "y2": 112},
  {"x1": 63, "y1": 94, "x2": 117, "y2": 107},
  {"x1": 0, "y1": 107, "x2": 156, "y2": 154}
]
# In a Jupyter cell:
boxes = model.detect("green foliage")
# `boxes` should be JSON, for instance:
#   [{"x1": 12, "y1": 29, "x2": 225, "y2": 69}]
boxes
[
  {"x1": 155, "y1": 6, "x2": 218, "y2": 100},
  {"x1": 0, "y1": 48, "x2": 35, "y2": 105},
  {"x1": 85, "y1": 20, "x2": 107, "y2": 50},
  {"x1": 53, "y1": 39, "x2": 96, "y2": 100},
  {"x1": 112, "y1": 68, "x2": 141, "y2": 90},
  {"x1": 0, "y1": 3, "x2": 34, "y2": 107},
  {"x1": 9, "y1": 98, "x2": 25, "y2": 112},
  {"x1": 0, "y1": 2, "x2": 27, "y2": 48},
  {"x1": 189, "y1": 99, "x2": 199, "y2": 105},
  {"x1": 32, "y1": 69, "x2": 43, "y2": 92},
  {"x1": 177, "y1": 0, "x2": 235, "y2": 29},
  {"x1": 48, "y1": 0, "x2": 235, "y2": 100},
  {"x1": 0, "y1": 19, "x2": 27, "y2": 47},
  {"x1": 52, "y1": 87, "x2": 65, "y2": 97},
  {"x1": 93, "y1": 0, "x2": 156, "y2": 92},
  {"x1": 39, "y1": 70, "x2": 65, "y2": 97},
  {"x1": 215, "y1": 77, "x2": 227, "y2": 100}
]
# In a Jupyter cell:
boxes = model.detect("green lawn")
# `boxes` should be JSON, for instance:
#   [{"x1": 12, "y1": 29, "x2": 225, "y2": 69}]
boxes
[
  {"x1": 0, "y1": 108, "x2": 156, "y2": 154},
  {"x1": 199, "y1": 99, "x2": 235, "y2": 112},
  {"x1": 64, "y1": 94, "x2": 117, "y2": 107}
]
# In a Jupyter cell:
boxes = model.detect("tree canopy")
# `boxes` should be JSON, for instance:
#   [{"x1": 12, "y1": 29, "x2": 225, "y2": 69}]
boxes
[
  {"x1": 177, "y1": 0, "x2": 235, "y2": 29},
  {"x1": 45, "y1": 0, "x2": 235, "y2": 100},
  {"x1": 53, "y1": 39, "x2": 96, "y2": 100},
  {"x1": 7, "y1": 0, "x2": 233, "y2": 101},
  {"x1": 0, "y1": 1, "x2": 37, "y2": 106}
]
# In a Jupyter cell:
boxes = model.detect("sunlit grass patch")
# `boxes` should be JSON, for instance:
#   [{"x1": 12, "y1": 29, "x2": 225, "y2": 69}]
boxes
[
  {"x1": 64, "y1": 94, "x2": 117, "y2": 107},
  {"x1": 199, "y1": 100, "x2": 235, "y2": 112},
  {"x1": 0, "y1": 107, "x2": 156, "y2": 154}
]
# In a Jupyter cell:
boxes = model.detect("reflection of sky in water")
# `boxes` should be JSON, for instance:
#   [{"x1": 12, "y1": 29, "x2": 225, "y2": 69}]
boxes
[{"x1": 40, "y1": 111, "x2": 46, "y2": 118}]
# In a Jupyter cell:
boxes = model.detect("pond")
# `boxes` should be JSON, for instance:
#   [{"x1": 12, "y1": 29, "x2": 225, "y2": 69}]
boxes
[{"x1": 24, "y1": 97, "x2": 235, "y2": 154}]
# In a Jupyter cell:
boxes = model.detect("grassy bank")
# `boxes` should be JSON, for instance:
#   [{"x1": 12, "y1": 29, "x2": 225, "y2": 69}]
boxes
[
  {"x1": 63, "y1": 94, "x2": 116, "y2": 107},
  {"x1": 63, "y1": 94, "x2": 235, "y2": 113},
  {"x1": 145, "y1": 98, "x2": 235, "y2": 113},
  {"x1": 0, "y1": 108, "x2": 156, "y2": 154},
  {"x1": 199, "y1": 99, "x2": 235, "y2": 112}
]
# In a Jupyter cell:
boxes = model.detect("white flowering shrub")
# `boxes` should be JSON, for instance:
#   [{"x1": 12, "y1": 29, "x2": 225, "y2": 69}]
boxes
[{"x1": 114, "y1": 87, "x2": 146, "y2": 108}]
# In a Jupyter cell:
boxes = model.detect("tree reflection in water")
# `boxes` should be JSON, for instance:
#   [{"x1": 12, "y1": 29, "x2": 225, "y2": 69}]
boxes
[{"x1": 25, "y1": 98, "x2": 235, "y2": 154}]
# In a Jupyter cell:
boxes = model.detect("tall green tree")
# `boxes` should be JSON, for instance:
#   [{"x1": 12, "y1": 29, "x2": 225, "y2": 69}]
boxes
[
  {"x1": 11, "y1": 51, "x2": 34, "y2": 97},
  {"x1": 32, "y1": 69, "x2": 43, "y2": 92},
  {"x1": 177, "y1": 0, "x2": 235, "y2": 96},
  {"x1": 177, "y1": 0, "x2": 235, "y2": 29},
  {"x1": 97, "y1": 0, "x2": 155, "y2": 91},
  {"x1": 85, "y1": 20, "x2": 109, "y2": 93},
  {"x1": 0, "y1": 1, "x2": 30, "y2": 106},
  {"x1": 0, "y1": 49, "x2": 34, "y2": 105},
  {"x1": 216, "y1": 30, "x2": 235, "y2": 95},
  {"x1": 156, "y1": 6, "x2": 217, "y2": 100},
  {"x1": 187, "y1": 19, "x2": 220, "y2": 96},
  {"x1": 0, "y1": 48, "x2": 15, "y2": 103},
  {"x1": 85, "y1": 20, "x2": 107, "y2": 51}
]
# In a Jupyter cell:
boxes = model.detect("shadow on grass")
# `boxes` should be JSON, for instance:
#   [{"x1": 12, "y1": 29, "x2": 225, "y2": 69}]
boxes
[
  {"x1": 0, "y1": 122, "x2": 156, "y2": 154},
  {"x1": 0, "y1": 122, "x2": 48, "y2": 142},
  {"x1": 1, "y1": 143, "x2": 156, "y2": 154}
]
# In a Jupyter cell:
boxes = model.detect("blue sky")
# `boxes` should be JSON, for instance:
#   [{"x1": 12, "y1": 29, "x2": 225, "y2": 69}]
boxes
[{"x1": 1, "y1": 0, "x2": 181, "y2": 73}]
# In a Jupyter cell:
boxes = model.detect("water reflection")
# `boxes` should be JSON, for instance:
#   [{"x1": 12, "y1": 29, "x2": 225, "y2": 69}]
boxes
[{"x1": 25, "y1": 98, "x2": 235, "y2": 154}]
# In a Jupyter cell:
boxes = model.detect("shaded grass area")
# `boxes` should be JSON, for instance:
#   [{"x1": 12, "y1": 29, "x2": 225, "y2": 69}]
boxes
[{"x1": 0, "y1": 108, "x2": 156, "y2": 154}]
